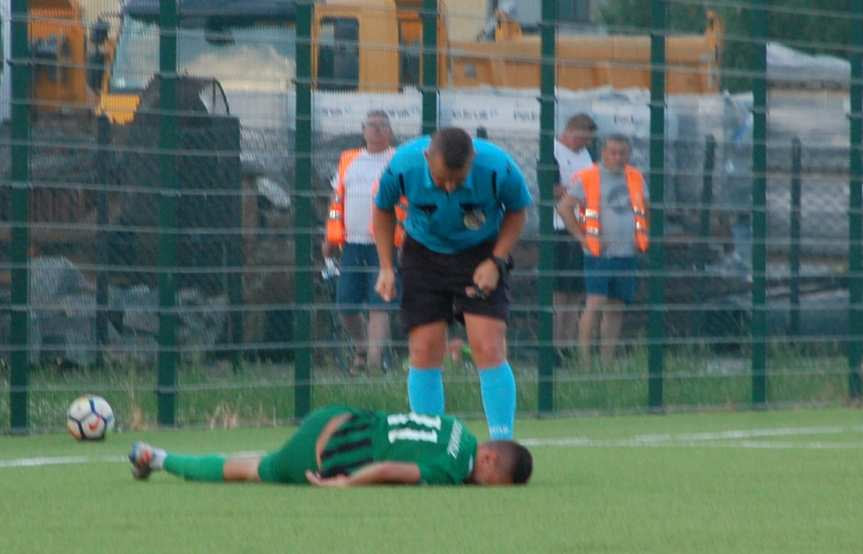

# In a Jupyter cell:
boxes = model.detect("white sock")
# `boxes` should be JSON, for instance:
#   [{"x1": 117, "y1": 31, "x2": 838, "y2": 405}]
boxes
[{"x1": 151, "y1": 447, "x2": 167, "y2": 470}]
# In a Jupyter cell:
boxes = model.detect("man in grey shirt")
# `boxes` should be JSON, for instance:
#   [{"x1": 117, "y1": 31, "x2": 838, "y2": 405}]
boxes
[{"x1": 556, "y1": 135, "x2": 649, "y2": 367}]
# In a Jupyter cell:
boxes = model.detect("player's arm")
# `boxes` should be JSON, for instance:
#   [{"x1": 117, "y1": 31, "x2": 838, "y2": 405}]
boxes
[
  {"x1": 492, "y1": 209, "x2": 526, "y2": 260},
  {"x1": 493, "y1": 158, "x2": 531, "y2": 260},
  {"x1": 372, "y1": 166, "x2": 401, "y2": 302},
  {"x1": 373, "y1": 167, "x2": 400, "y2": 270},
  {"x1": 305, "y1": 462, "x2": 422, "y2": 487},
  {"x1": 372, "y1": 205, "x2": 397, "y2": 270}
]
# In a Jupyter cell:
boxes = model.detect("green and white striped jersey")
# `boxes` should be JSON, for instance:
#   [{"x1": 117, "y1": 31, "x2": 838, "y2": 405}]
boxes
[{"x1": 320, "y1": 410, "x2": 478, "y2": 485}]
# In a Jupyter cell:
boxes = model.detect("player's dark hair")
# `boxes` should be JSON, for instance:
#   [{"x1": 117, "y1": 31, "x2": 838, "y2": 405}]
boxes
[
  {"x1": 430, "y1": 127, "x2": 474, "y2": 169},
  {"x1": 494, "y1": 440, "x2": 533, "y2": 485}
]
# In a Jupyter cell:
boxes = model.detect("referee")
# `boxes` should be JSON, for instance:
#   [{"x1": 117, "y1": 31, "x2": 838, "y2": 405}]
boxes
[{"x1": 372, "y1": 127, "x2": 532, "y2": 439}]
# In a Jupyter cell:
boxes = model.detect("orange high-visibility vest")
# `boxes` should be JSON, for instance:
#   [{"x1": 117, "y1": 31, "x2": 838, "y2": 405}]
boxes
[
  {"x1": 326, "y1": 149, "x2": 362, "y2": 247},
  {"x1": 576, "y1": 164, "x2": 649, "y2": 257},
  {"x1": 369, "y1": 180, "x2": 407, "y2": 248},
  {"x1": 326, "y1": 149, "x2": 406, "y2": 247}
]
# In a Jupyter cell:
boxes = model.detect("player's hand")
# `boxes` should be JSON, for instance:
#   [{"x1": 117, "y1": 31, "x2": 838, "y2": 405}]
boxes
[
  {"x1": 468, "y1": 258, "x2": 499, "y2": 298},
  {"x1": 375, "y1": 268, "x2": 397, "y2": 302},
  {"x1": 306, "y1": 470, "x2": 351, "y2": 487}
]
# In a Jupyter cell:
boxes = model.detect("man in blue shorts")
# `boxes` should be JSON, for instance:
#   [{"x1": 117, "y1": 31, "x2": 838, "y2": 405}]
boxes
[
  {"x1": 556, "y1": 134, "x2": 649, "y2": 367},
  {"x1": 323, "y1": 111, "x2": 397, "y2": 375},
  {"x1": 372, "y1": 127, "x2": 532, "y2": 440}
]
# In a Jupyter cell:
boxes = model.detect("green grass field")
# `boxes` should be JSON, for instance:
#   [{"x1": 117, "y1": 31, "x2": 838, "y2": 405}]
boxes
[{"x1": 1, "y1": 408, "x2": 861, "y2": 554}]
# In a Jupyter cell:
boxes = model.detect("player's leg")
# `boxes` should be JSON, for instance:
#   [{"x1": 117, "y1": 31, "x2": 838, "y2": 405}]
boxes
[
  {"x1": 256, "y1": 405, "x2": 354, "y2": 483},
  {"x1": 463, "y1": 312, "x2": 516, "y2": 440},
  {"x1": 599, "y1": 299, "x2": 624, "y2": 365},
  {"x1": 579, "y1": 294, "x2": 606, "y2": 368},
  {"x1": 580, "y1": 255, "x2": 610, "y2": 368},
  {"x1": 337, "y1": 243, "x2": 369, "y2": 374},
  {"x1": 554, "y1": 291, "x2": 581, "y2": 349},
  {"x1": 553, "y1": 234, "x2": 585, "y2": 359},
  {"x1": 449, "y1": 238, "x2": 516, "y2": 439},
  {"x1": 366, "y1": 245, "x2": 396, "y2": 371},
  {"x1": 400, "y1": 236, "x2": 454, "y2": 415},
  {"x1": 406, "y1": 321, "x2": 448, "y2": 414},
  {"x1": 600, "y1": 256, "x2": 637, "y2": 365},
  {"x1": 129, "y1": 406, "x2": 353, "y2": 484},
  {"x1": 367, "y1": 309, "x2": 390, "y2": 370},
  {"x1": 129, "y1": 441, "x2": 260, "y2": 482}
]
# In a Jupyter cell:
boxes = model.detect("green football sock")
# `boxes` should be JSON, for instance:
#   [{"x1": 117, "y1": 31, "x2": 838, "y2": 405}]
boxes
[{"x1": 163, "y1": 454, "x2": 226, "y2": 482}]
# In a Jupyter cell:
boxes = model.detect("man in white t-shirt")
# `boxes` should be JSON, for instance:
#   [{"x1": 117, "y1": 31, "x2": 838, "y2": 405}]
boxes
[
  {"x1": 323, "y1": 111, "x2": 396, "y2": 374},
  {"x1": 552, "y1": 114, "x2": 596, "y2": 362}
]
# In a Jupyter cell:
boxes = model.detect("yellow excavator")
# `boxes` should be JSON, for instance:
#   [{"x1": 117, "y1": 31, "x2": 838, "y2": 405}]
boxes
[{"x1": 21, "y1": 0, "x2": 101, "y2": 114}]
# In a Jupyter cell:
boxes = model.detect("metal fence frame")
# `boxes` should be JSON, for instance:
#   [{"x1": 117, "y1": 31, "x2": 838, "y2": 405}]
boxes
[{"x1": 5, "y1": 0, "x2": 863, "y2": 432}]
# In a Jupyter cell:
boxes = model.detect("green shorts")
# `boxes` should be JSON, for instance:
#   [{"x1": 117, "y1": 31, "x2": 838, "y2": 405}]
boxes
[{"x1": 257, "y1": 405, "x2": 356, "y2": 484}]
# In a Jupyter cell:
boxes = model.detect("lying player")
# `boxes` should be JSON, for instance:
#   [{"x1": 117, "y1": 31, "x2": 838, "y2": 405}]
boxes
[{"x1": 129, "y1": 405, "x2": 532, "y2": 487}]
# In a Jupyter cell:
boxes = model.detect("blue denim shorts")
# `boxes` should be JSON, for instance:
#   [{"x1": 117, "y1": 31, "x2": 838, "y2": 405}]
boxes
[
  {"x1": 583, "y1": 255, "x2": 639, "y2": 304},
  {"x1": 336, "y1": 243, "x2": 398, "y2": 311}
]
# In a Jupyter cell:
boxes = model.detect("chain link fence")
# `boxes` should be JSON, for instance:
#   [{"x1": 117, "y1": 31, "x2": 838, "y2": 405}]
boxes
[{"x1": 1, "y1": 0, "x2": 861, "y2": 432}]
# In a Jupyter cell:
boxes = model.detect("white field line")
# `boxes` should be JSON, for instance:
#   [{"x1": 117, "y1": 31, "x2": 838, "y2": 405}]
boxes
[
  {"x1": 0, "y1": 455, "x2": 128, "y2": 468},
  {"x1": 1, "y1": 425, "x2": 862, "y2": 469},
  {"x1": 519, "y1": 424, "x2": 863, "y2": 449}
]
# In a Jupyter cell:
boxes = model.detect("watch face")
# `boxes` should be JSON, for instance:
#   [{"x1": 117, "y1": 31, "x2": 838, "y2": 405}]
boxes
[{"x1": 463, "y1": 208, "x2": 486, "y2": 230}]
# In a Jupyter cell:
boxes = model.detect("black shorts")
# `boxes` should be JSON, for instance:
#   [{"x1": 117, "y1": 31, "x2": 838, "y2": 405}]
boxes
[
  {"x1": 399, "y1": 235, "x2": 510, "y2": 333},
  {"x1": 553, "y1": 230, "x2": 585, "y2": 294}
]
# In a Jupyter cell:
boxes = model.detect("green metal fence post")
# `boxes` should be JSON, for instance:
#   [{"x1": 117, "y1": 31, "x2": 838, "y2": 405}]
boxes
[
  {"x1": 294, "y1": 0, "x2": 314, "y2": 418},
  {"x1": 699, "y1": 136, "x2": 716, "y2": 260},
  {"x1": 537, "y1": 0, "x2": 556, "y2": 414},
  {"x1": 96, "y1": 115, "x2": 111, "y2": 367},
  {"x1": 789, "y1": 138, "x2": 801, "y2": 337},
  {"x1": 157, "y1": 0, "x2": 178, "y2": 426},
  {"x1": 10, "y1": 0, "x2": 31, "y2": 434},
  {"x1": 751, "y1": 0, "x2": 768, "y2": 407},
  {"x1": 849, "y1": 0, "x2": 863, "y2": 399},
  {"x1": 421, "y1": 0, "x2": 438, "y2": 135},
  {"x1": 227, "y1": 121, "x2": 244, "y2": 373},
  {"x1": 648, "y1": 0, "x2": 666, "y2": 411},
  {"x1": 694, "y1": 135, "x2": 715, "y2": 336}
]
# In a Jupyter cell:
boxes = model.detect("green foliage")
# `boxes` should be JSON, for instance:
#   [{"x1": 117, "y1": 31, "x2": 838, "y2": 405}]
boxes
[{"x1": 599, "y1": 1, "x2": 857, "y2": 91}]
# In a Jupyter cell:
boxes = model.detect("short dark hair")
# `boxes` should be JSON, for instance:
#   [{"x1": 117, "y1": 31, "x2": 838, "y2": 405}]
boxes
[
  {"x1": 430, "y1": 127, "x2": 474, "y2": 169},
  {"x1": 603, "y1": 133, "x2": 631, "y2": 150},
  {"x1": 565, "y1": 113, "x2": 597, "y2": 132},
  {"x1": 493, "y1": 440, "x2": 533, "y2": 485}
]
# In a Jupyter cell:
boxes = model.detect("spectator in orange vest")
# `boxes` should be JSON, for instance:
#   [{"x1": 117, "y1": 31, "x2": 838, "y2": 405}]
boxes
[
  {"x1": 552, "y1": 114, "x2": 596, "y2": 363},
  {"x1": 556, "y1": 134, "x2": 649, "y2": 367},
  {"x1": 323, "y1": 111, "x2": 397, "y2": 375}
]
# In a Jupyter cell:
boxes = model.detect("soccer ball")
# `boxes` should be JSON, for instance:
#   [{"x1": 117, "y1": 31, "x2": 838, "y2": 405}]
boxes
[{"x1": 66, "y1": 395, "x2": 115, "y2": 441}]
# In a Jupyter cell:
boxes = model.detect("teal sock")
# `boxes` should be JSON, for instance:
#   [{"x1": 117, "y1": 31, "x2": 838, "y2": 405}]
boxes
[
  {"x1": 163, "y1": 454, "x2": 226, "y2": 482},
  {"x1": 479, "y1": 361, "x2": 516, "y2": 439},
  {"x1": 407, "y1": 367, "x2": 444, "y2": 414}
]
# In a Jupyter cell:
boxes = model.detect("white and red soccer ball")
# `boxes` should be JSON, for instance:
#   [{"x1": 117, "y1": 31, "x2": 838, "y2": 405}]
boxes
[{"x1": 66, "y1": 395, "x2": 115, "y2": 441}]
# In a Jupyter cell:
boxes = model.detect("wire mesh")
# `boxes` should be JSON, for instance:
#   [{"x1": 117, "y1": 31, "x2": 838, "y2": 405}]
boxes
[{"x1": 1, "y1": 0, "x2": 861, "y2": 432}]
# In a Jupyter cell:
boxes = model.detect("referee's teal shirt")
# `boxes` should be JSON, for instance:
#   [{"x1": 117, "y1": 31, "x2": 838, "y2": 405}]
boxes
[{"x1": 374, "y1": 136, "x2": 532, "y2": 254}]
